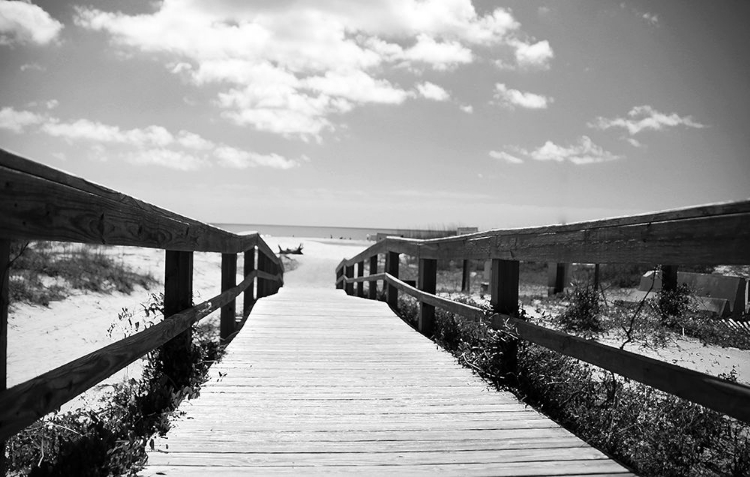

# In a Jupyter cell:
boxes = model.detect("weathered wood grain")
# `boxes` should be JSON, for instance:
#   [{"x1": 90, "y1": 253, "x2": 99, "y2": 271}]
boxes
[
  {"x1": 0, "y1": 271, "x2": 257, "y2": 441},
  {"x1": 141, "y1": 288, "x2": 631, "y2": 476},
  {"x1": 499, "y1": 315, "x2": 750, "y2": 424},
  {"x1": 220, "y1": 253, "x2": 237, "y2": 339},
  {"x1": 336, "y1": 199, "x2": 750, "y2": 268},
  {"x1": 0, "y1": 240, "x2": 8, "y2": 472}
]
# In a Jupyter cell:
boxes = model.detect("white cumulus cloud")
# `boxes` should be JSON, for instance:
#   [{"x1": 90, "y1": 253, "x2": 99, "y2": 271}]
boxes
[
  {"x1": 502, "y1": 136, "x2": 621, "y2": 165},
  {"x1": 589, "y1": 105, "x2": 706, "y2": 135},
  {"x1": 416, "y1": 82, "x2": 450, "y2": 101},
  {"x1": 73, "y1": 1, "x2": 552, "y2": 140},
  {"x1": 493, "y1": 84, "x2": 552, "y2": 110},
  {"x1": 0, "y1": 106, "x2": 299, "y2": 170},
  {"x1": 0, "y1": 106, "x2": 45, "y2": 132},
  {"x1": 0, "y1": 1, "x2": 63, "y2": 46},
  {"x1": 489, "y1": 150, "x2": 523, "y2": 164}
]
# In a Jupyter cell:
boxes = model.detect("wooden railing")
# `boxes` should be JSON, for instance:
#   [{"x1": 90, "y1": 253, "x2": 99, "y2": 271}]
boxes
[
  {"x1": 335, "y1": 200, "x2": 750, "y2": 424},
  {"x1": 0, "y1": 149, "x2": 284, "y2": 444}
]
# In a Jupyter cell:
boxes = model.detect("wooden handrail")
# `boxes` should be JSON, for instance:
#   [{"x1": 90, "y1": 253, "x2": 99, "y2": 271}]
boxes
[
  {"x1": 0, "y1": 150, "x2": 284, "y2": 443},
  {"x1": 335, "y1": 199, "x2": 750, "y2": 424},
  {"x1": 337, "y1": 200, "x2": 750, "y2": 266}
]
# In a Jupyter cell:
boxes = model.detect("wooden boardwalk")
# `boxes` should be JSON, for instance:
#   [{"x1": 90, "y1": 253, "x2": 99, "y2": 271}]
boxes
[{"x1": 141, "y1": 288, "x2": 632, "y2": 476}]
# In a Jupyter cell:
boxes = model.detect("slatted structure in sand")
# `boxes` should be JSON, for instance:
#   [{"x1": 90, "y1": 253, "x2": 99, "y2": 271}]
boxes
[{"x1": 141, "y1": 288, "x2": 632, "y2": 476}]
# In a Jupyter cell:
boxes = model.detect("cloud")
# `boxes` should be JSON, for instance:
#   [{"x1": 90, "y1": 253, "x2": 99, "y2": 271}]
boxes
[
  {"x1": 0, "y1": 1, "x2": 63, "y2": 46},
  {"x1": 400, "y1": 34, "x2": 472, "y2": 70},
  {"x1": 489, "y1": 150, "x2": 523, "y2": 164},
  {"x1": 589, "y1": 105, "x2": 706, "y2": 135},
  {"x1": 493, "y1": 83, "x2": 552, "y2": 110},
  {"x1": 511, "y1": 39, "x2": 554, "y2": 68},
  {"x1": 416, "y1": 81, "x2": 450, "y2": 101},
  {"x1": 20, "y1": 62, "x2": 45, "y2": 72},
  {"x1": 214, "y1": 146, "x2": 300, "y2": 170},
  {"x1": 73, "y1": 1, "x2": 551, "y2": 140},
  {"x1": 0, "y1": 106, "x2": 299, "y2": 170},
  {"x1": 460, "y1": 104, "x2": 473, "y2": 114},
  {"x1": 503, "y1": 136, "x2": 621, "y2": 165},
  {"x1": 0, "y1": 106, "x2": 46, "y2": 132},
  {"x1": 641, "y1": 12, "x2": 660, "y2": 27}
]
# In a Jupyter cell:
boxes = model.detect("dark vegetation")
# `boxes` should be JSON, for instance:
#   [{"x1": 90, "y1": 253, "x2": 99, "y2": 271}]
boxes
[
  {"x1": 388, "y1": 261, "x2": 750, "y2": 476},
  {"x1": 6, "y1": 293, "x2": 225, "y2": 476},
  {"x1": 8, "y1": 241, "x2": 157, "y2": 307}
]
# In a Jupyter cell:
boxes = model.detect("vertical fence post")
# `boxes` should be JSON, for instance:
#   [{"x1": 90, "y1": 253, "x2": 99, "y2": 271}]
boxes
[
  {"x1": 491, "y1": 258, "x2": 520, "y2": 380},
  {"x1": 357, "y1": 261, "x2": 365, "y2": 297},
  {"x1": 369, "y1": 255, "x2": 378, "y2": 299},
  {"x1": 547, "y1": 262, "x2": 569, "y2": 296},
  {"x1": 491, "y1": 259, "x2": 520, "y2": 316},
  {"x1": 461, "y1": 259, "x2": 471, "y2": 293},
  {"x1": 662, "y1": 265, "x2": 678, "y2": 292},
  {"x1": 418, "y1": 258, "x2": 437, "y2": 336},
  {"x1": 163, "y1": 250, "x2": 194, "y2": 383},
  {"x1": 257, "y1": 252, "x2": 268, "y2": 299},
  {"x1": 386, "y1": 251, "x2": 400, "y2": 309},
  {"x1": 0, "y1": 240, "x2": 9, "y2": 474},
  {"x1": 220, "y1": 253, "x2": 237, "y2": 340},
  {"x1": 345, "y1": 264, "x2": 354, "y2": 295},
  {"x1": 336, "y1": 266, "x2": 344, "y2": 290},
  {"x1": 243, "y1": 247, "x2": 256, "y2": 318},
  {"x1": 593, "y1": 264, "x2": 600, "y2": 291}
]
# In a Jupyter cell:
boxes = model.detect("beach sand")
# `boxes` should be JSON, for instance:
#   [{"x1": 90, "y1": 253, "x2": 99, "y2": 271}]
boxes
[
  {"x1": 6, "y1": 236, "x2": 370, "y2": 410},
  {"x1": 7, "y1": 235, "x2": 750, "y2": 413}
]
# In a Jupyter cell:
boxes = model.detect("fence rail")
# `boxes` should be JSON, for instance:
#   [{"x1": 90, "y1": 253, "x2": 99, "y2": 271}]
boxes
[
  {"x1": 0, "y1": 149, "x2": 284, "y2": 444},
  {"x1": 335, "y1": 199, "x2": 750, "y2": 424}
]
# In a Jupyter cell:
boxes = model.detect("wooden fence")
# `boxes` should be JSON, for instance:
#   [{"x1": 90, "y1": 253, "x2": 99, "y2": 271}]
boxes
[
  {"x1": 0, "y1": 149, "x2": 284, "y2": 448},
  {"x1": 335, "y1": 200, "x2": 750, "y2": 424}
]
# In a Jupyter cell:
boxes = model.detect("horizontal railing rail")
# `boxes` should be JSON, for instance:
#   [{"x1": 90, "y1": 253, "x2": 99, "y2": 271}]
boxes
[
  {"x1": 335, "y1": 200, "x2": 750, "y2": 424},
  {"x1": 0, "y1": 148, "x2": 284, "y2": 443}
]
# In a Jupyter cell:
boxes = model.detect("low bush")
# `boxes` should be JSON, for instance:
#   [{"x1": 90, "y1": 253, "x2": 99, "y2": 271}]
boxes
[
  {"x1": 8, "y1": 241, "x2": 157, "y2": 306},
  {"x1": 394, "y1": 294, "x2": 750, "y2": 476},
  {"x1": 558, "y1": 286, "x2": 603, "y2": 336},
  {"x1": 6, "y1": 295, "x2": 225, "y2": 476}
]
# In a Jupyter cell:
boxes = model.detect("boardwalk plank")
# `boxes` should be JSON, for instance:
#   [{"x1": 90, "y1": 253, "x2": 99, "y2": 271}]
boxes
[{"x1": 141, "y1": 288, "x2": 632, "y2": 476}]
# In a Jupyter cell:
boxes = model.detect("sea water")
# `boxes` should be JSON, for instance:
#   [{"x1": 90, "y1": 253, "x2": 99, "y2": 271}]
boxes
[{"x1": 211, "y1": 223, "x2": 401, "y2": 241}]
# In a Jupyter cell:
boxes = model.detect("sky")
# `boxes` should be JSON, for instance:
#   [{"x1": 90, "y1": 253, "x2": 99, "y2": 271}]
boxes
[{"x1": 1, "y1": 0, "x2": 748, "y2": 231}]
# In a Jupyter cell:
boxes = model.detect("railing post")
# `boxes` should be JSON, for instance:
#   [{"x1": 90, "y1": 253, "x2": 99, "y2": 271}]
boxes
[
  {"x1": 221, "y1": 253, "x2": 237, "y2": 340},
  {"x1": 461, "y1": 259, "x2": 471, "y2": 293},
  {"x1": 336, "y1": 266, "x2": 344, "y2": 290},
  {"x1": 244, "y1": 247, "x2": 256, "y2": 318},
  {"x1": 662, "y1": 265, "x2": 678, "y2": 292},
  {"x1": 547, "y1": 262, "x2": 569, "y2": 296},
  {"x1": 491, "y1": 258, "x2": 520, "y2": 381},
  {"x1": 163, "y1": 250, "x2": 194, "y2": 384},
  {"x1": 345, "y1": 264, "x2": 354, "y2": 295},
  {"x1": 1, "y1": 240, "x2": 9, "y2": 474},
  {"x1": 357, "y1": 261, "x2": 365, "y2": 297},
  {"x1": 257, "y1": 252, "x2": 268, "y2": 299},
  {"x1": 369, "y1": 255, "x2": 378, "y2": 299},
  {"x1": 418, "y1": 258, "x2": 437, "y2": 336},
  {"x1": 491, "y1": 259, "x2": 520, "y2": 316},
  {"x1": 386, "y1": 251, "x2": 400, "y2": 309}
]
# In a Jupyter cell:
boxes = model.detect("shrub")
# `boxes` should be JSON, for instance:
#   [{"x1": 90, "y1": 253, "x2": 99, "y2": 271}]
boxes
[
  {"x1": 558, "y1": 286, "x2": 603, "y2": 335},
  {"x1": 8, "y1": 241, "x2": 157, "y2": 307},
  {"x1": 6, "y1": 294, "x2": 225, "y2": 476}
]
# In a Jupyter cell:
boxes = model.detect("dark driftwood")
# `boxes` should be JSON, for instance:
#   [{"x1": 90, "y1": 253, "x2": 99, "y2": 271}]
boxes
[
  {"x1": 278, "y1": 244, "x2": 303, "y2": 255},
  {"x1": 0, "y1": 273, "x2": 256, "y2": 441}
]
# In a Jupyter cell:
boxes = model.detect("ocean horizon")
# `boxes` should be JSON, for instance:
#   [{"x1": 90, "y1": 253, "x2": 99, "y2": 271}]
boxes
[
  {"x1": 210, "y1": 223, "x2": 470, "y2": 241},
  {"x1": 211, "y1": 223, "x2": 401, "y2": 241}
]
